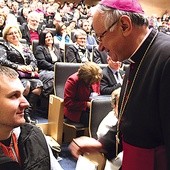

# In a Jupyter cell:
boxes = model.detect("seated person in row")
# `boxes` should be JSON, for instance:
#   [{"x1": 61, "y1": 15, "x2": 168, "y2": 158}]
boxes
[
  {"x1": 0, "y1": 24, "x2": 43, "y2": 124},
  {"x1": 20, "y1": 11, "x2": 42, "y2": 46},
  {"x1": 64, "y1": 62, "x2": 102, "y2": 127},
  {"x1": 65, "y1": 28, "x2": 108, "y2": 64},
  {"x1": 35, "y1": 30, "x2": 64, "y2": 97},
  {"x1": 80, "y1": 19, "x2": 98, "y2": 52},
  {"x1": 54, "y1": 23, "x2": 72, "y2": 50},
  {"x1": 97, "y1": 88, "x2": 123, "y2": 170},
  {"x1": 0, "y1": 12, "x2": 6, "y2": 37},
  {"x1": 65, "y1": 29, "x2": 91, "y2": 63},
  {"x1": 100, "y1": 56, "x2": 124, "y2": 95}
]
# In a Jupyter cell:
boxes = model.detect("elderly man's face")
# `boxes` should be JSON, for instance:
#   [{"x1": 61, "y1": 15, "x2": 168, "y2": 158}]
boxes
[
  {"x1": 93, "y1": 11, "x2": 125, "y2": 62},
  {"x1": 28, "y1": 16, "x2": 40, "y2": 31}
]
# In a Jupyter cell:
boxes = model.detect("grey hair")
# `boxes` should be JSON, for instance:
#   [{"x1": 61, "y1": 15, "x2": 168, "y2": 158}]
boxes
[
  {"x1": 74, "y1": 29, "x2": 87, "y2": 39},
  {"x1": 96, "y1": 4, "x2": 149, "y2": 31},
  {"x1": 28, "y1": 11, "x2": 40, "y2": 22}
]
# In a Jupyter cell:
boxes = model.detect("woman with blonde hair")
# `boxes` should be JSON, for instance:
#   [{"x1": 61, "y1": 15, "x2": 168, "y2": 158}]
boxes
[
  {"x1": 0, "y1": 24, "x2": 43, "y2": 124},
  {"x1": 64, "y1": 62, "x2": 102, "y2": 127}
]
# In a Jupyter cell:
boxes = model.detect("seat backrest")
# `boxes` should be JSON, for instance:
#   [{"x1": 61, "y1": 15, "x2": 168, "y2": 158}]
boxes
[
  {"x1": 32, "y1": 39, "x2": 60, "y2": 55},
  {"x1": 89, "y1": 96, "x2": 112, "y2": 139},
  {"x1": 64, "y1": 43, "x2": 74, "y2": 62},
  {"x1": 20, "y1": 38, "x2": 27, "y2": 44},
  {"x1": 32, "y1": 39, "x2": 39, "y2": 55},
  {"x1": 91, "y1": 47, "x2": 108, "y2": 64},
  {"x1": 54, "y1": 62, "x2": 107, "y2": 99},
  {"x1": 47, "y1": 95, "x2": 64, "y2": 145},
  {"x1": 54, "y1": 62, "x2": 82, "y2": 98},
  {"x1": 44, "y1": 27, "x2": 57, "y2": 36}
]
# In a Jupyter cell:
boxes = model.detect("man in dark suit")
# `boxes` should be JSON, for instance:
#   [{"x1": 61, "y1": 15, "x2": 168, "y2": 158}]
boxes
[
  {"x1": 100, "y1": 56, "x2": 124, "y2": 95},
  {"x1": 69, "y1": 0, "x2": 170, "y2": 169}
]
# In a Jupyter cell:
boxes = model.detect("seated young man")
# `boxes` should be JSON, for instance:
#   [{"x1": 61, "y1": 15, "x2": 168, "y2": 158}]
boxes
[{"x1": 0, "y1": 66, "x2": 63, "y2": 170}]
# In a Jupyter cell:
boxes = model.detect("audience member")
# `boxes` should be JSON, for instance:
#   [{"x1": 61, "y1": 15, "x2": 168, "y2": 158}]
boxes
[
  {"x1": 0, "y1": 25, "x2": 43, "y2": 124},
  {"x1": 0, "y1": 65, "x2": 63, "y2": 170},
  {"x1": 100, "y1": 56, "x2": 124, "y2": 95},
  {"x1": 73, "y1": 11, "x2": 81, "y2": 25},
  {"x1": 46, "y1": 12, "x2": 62, "y2": 28},
  {"x1": 77, "y1": 3, "x2": 88, "y2": 19},
  {"x1": 64, "y1": 62, "x2": 102, "y2": 127},
  {"x1": 65, "y1": 20, "x2": 77, "y2": 41},
  {"x1": 162, "y1": 10, "x2": 169, "y2": 22},
  {"x1": 17, "y1": 7, "x2": 30, "y2": 25},
  {"x1": 69, "y1": 0, "x2": 170, "y2": 169},
  {"x1": 36, "y1": 1, "x2": 45, "y2": 14},
  {"x1": 0, "y1": 12, "x2": 6, "y2": 37},
  {"x1": 81, "y1": 19, "x2": 98, "y2": 52},
  {"x1": 54, "y1": 23, "x2": 72, "y2": 49},
  {"x1": 10, "y1": 1, "x2": 19, "y2": 17},
  {"x1": 52, "y1": 2, "x2": 61, "y2": 12},
  {"x1": 0, "y1": 0, "x2": 5, "y2": 9},
  {"x1": 65, "y1": 29, "x2": 91, "y2": 63},
  {"x1": 22, "y1": 0, "x2": 29, "y2": 8},
  {"x1": 2, "y1": 6, "x2": 18, "y2": 25},
  {"x1": 35, "y1": 30, "x2": 64, "y2": 97},
  {"x1": 60, "y1": 9, "x2": 73, "y2": 23},
  {"x1": 97, "y1": 88, "x2": 122, "y2": 170},
  {"x1": 44, "y1": 5, "x2": 55, "y2": 27},
  {"x1": 20, "y1": 11, "x2": 42, "y2": 46},
  {"x1": 29, "y1": 1, "x2": 38, "y2": 12},
  {"x1": 15, "y1": 0, "x2": 23, "y2": 9}
]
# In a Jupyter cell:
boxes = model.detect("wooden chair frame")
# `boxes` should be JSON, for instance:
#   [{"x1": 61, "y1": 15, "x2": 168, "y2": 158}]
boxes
[{"x1": 37, "y1": 95, "x2": 64, "y2": 145}]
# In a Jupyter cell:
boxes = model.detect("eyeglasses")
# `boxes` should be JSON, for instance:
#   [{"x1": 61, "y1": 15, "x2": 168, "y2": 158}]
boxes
[
  {"x1": 7, "y1": 31, "x2": 18, "y2": 36},
  {"x1": 96, "y1": 19, "x2": 119, "y2": 42}
]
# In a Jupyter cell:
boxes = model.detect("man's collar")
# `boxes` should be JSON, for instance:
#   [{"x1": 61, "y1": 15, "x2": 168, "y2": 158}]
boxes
[{"x1": 128, "y1": 28, "x2": 152, "y2": 63}]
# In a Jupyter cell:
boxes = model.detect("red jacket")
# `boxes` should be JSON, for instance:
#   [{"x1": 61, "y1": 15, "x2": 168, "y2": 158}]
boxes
[{"x1": 64, "y1": 72, "x2": 100, "y2": 122}]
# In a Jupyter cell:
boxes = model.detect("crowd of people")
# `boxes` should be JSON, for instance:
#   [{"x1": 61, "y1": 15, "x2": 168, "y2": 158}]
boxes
[
  {"x1": 148, "y1": 10, "x2": 170, "y2": 34},
  {"x1": 0, "y1": 0, "x2": 170, "y2": 169},
  {"x1": 69, "y1": 0, "x2": 170, "y2": 170},
  {"x1": 0, "y1": 0, "x2": 101, "y2": 122}
]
